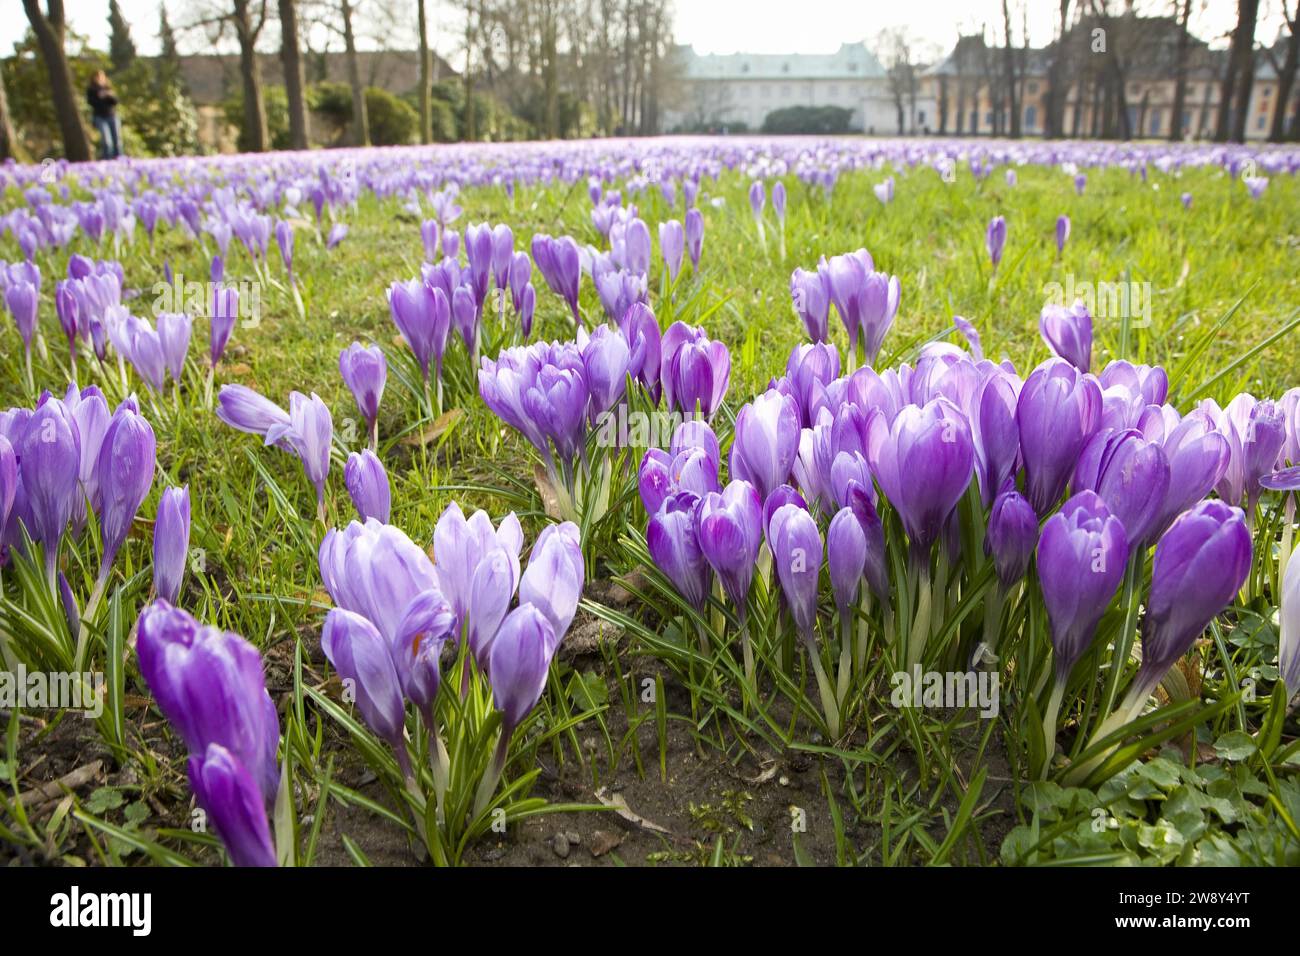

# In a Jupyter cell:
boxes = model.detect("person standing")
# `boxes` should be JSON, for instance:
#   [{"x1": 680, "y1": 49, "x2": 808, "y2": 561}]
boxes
[{"x1": 86, "y1": 71, "x2": 122, "y2": 159}]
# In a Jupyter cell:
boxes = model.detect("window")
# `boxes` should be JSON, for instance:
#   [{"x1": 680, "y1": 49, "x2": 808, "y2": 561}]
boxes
[
  {"x1": 985, "y1": 111, "x2": 993, "y2": 125},
  {"x1": 1025, "y1": 105, "x2": 1037, "y2": 128},
  {"x1": 1149, "y1": 109, "x2": 1162, "y2": 135},
  {"x1": 1258, "y1": 115, "x2": 1266, "y2": 130}
]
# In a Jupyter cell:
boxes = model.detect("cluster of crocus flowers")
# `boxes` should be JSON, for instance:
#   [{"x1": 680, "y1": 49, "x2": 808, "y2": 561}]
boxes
[
  {"x1": 316, "y1": 507, "x2": 582, "y2": 827},
  {"x1": 215, "y1": 384, "x2": 333, "y2": 521},
  {"x1": 789, "y1": 248, "x2": 900, "y2": 369},
  {"x1": 137, "y1": 601, "x2": 281, "y2": 867},
  {"x1": 1, "y1": 385, "x2": 157, "y2": 668},
  {"x1": 637, "y1": 316, "x2": 1278, "y2": 754}
]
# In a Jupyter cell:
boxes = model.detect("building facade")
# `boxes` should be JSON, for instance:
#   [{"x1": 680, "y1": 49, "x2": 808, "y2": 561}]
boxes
[{"x1": 664, "y1": 43, "x2": 899, "y2": 134}]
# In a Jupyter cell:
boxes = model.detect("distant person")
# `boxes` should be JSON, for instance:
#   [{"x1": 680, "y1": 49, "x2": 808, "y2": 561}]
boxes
[{"x1": 86, "y1": 71, "x2": 122, "y2": 160}]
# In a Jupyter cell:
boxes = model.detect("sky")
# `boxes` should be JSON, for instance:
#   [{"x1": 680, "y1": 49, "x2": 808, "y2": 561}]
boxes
[{"x1": 2, "y1": 0, "x2": 1293, "y2": 61}]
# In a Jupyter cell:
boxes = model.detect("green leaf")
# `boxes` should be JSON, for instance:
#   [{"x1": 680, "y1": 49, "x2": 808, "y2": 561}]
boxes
[{"x1": 1213, "y1": 731, "x2": 1257, "y2": 762}]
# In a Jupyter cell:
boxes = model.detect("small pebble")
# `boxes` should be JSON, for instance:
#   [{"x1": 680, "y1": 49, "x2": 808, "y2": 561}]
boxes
[{"x1": 551, "y1": 833, "x2": 570, "y2": 859}]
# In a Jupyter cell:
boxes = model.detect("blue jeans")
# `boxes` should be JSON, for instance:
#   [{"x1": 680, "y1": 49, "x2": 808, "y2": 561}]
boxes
[{"x1": 93, "y1": 115, "x2": 122, "y2": 159}]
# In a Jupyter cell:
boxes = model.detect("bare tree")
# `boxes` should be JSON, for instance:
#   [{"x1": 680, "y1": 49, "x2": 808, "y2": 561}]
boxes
[
  {"x1": 877, "y1": 27, "x2": 919, "y2": 135},
  {"x1": 339, "y1": 0, "x2": 370, "y2": 145},
  {"x1": 417, "y1": 0, "x2": 432, "y2": 142},
  {"x1": 1216, "y1": 0, "x2": 1261, "y2": 142},
  {"x1": 1001, "y1": 0, "x2": 1021, "y2": 136},
  {"x1": 21, "y1": 0, "x2": 92, "y2": 161},
  {"x1": 1168, "y1": 0, "x2": 1192, "y2": 141},
  {"x1": 279, "y1": 0, "x2": 310, "y2": 149},
  {"x1": 1265, "y1": 0, "x2": 1299, "y2": 141},
  {"x1": 1044, "y1": 0, "x2": 1073, "y2": 138}
]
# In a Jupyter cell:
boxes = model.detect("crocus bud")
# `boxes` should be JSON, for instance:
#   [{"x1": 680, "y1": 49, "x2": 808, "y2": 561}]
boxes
[
  {"x1": 264, "y1": 392, "x2": 332, "y2": 510},
  {"x1": 0, "y1": 435, "x2": 15, "y2": 542},
  {"x1": 4, "y1": 280, "x2": 38, "y2": 353},
  {"x1": 1055, "y1": 214, "x2": 1070, "y2": 254},
  {"x1": 21, "y1": 398, "x2": 81, "y2": 575},
  {"x1": 646, "y1": 491, "x2": 711, "y2": 611},
  {"x1": 866, "y1": 399, "x2": 974, "y2": 555},
  {"x1": 188, "y1": 743, "x2": 277, "y2": 867},
  {"x1": 519, "y1": 521, "x2": 584, "y2": 642},
  {"x1": 215, "y1": 384, "x2": 290, "y2": 436},
  {"x1": 431, "y1": 502, "x2": 523, "y2": 640},
  {"x1": 729, "y1": 388, "x2": 800, "y2": 501},
  {"x1": 136, "y1": 600, "x2": 280, "y2": 802},
  {"x1": 1037, "y1": 491, "x2": 1128, "y2": 683},
  {"x1": 1072, "y1": 428, "x2": 1170, "y2": 549},
  {"x1": 1017, "y1": 359, "x2": 1102, "y2": 516},
  {"x1": 94, "y1": 406, "x2": 157, "y2": 575},
  {"x1": 210, "y1": 285, "x2": 238, "y2": 367},
  {"x1": 322, "y1": 607, "x2": 407, "y2": 749},
  {"x1": 748, "y1": 180, "x2": 765, "y2": 221},
  {"x1": 986, "y1": 215, "x2": 1007, "y2": 268},
  {"x1": 827, "y1": 506, "x2": 867, "y2": 618},
  {"x1": 661, "y1": 321, "x2": 730, "y2": 418},
  {"x1": 1039, "y1": 300, "x2": 1092, "y2": 372},
  {"x1": 338, "y1": 342, "x2": 387, "y2": 435},
  {"x1": 1134, "y1": 501, "x2": 1250, "y2": 700},
  {"x1": 770, "y1": 503, "x2": 822, "y2": 638},
  {"x1": 489, "y1": 603, "x2": 557, "y2": 732},
  {"x1": 772, "y1": 181, "x2": 787, "y2": 223},
  {"x1": 659, "y1": 220, "x2": 685, "y2": 284},
  {"x1": 157, "y1": 312, "x2": 193, "y2": 384},
  {"x1": 344, "y1": 450, "x2": 390, "y2": 524},
  {"x1": 319, "y1": 519, "x2": 440, "y2": 646},
  {"x1": 685, "y1": 208, "x2": 704, "y2": 269},
  {"x1": 153, "y1": 485, "x2": 190, "y2": 605},
  {"x1": 791, "y1": 268, "x2": 831, "y2": 343},
  {"x1": 697, "y1": 480, "x2": 763, "y2": 615},
  {"x1": 985, "y1": 487, "x2": 1037, "y2": 590}
]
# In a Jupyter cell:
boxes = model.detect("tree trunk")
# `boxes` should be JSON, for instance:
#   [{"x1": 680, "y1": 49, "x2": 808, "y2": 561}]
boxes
[
  {"x1": 279, "y1": 0, "x2": 309, "y2": 149},
  {"x1": 1271, "y1": 8, "x2": 1299, "y2": 141},
  {"x1": 1169, "y1": 0, "x2": 1191, "y2": 141},
  {"x1": 233, "y1": 0, "x2": 269, "y2": 151},
  {"x1": 1217, "y1": 0, "x2": 1260, "y2": 142},
  {"x1": 1002, "y1": 0, "x2": 1020, "y2": 137},
  {"x1": 339, "y1": 0, "x2": 369, "y2": 146},
  {"x1": 417, "y1": 0, "x2": 431, "y2": 143},
  {"x1": 21, "y1": 0, "x2": 92, "y2": 161},
  {"x1": 0, "y1": 63, "x2": 21, "y2": 161}
]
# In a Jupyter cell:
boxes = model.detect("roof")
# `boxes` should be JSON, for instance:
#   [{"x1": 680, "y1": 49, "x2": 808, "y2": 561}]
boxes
[{"x1": 675, "y1": 42, "x2": 886, "y2": 81}]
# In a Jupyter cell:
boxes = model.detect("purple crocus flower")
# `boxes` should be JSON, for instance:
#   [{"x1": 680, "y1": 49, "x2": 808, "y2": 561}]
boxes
[
  {"x1": 491, "y1": 224, "x2": 515, "y2": 294},
  {"x1": 157, "y1": 312, "x2": 193, "y2": 384},
  {"x1": 1152, "y1": 410, "x2": 1230, "y2": 538},
  {"x1": 986, "y1": 486, "x2": 1037, "y2": 590},
  {"x1": 338, "y1": 342, "x2": 386, "y2": 443},
  {"x1": 772, "y1": 181, "x2": 787, "y2": 223},
  {"x1": 697, "y1": 480, "x2": 762, "y2": 615},
  {"x1": 464, "y1": 222, "x2": 493, "y2": 310},
  {"x1": 971, "y1": 367, "x2": 1021, "y2": 506},
  {"x1": 660, "y1": 321, "x2": 730, "y2": 418},
  {"x1": 1131, "y1": 500, "x2": 1250, "y2": 704},
  {"x1": 263, "y1": 392, "x2": 333, "y2": 511},
  {"x1": 489, "y1": 603, "x2": 557, "y2": 733},
  {"x1": 763, "y1": 484, "x2": 808, "y2": 544},
  {"x1": 866, "y1": 398, "x2": 974, "y2": 555},
  {"x1": 685, "y1": 208, "x2": 704, "y2": 270},
  {"x1": 1280, "y1": 547, "x2": 1300, "y2": 695},
  {"x1": 344, "y1": 450, "x2": 391, "y2": 524},
  {"x1": 1055, "y1": 214, "x2": 1070, "y2": 255},
  {"x1": 986, "y1": 215, "x2": 1007, "y2": 269},
  {"x1": 827, "y1": 506, "x2": 867, "y2": 619},
  {"x1": 215, "y1": 384, "x2": 290, "y2": 436},
  {"x1": 1039, "y1": 301, "x2": 1092, "y2": 372},
  {"x1": 274, "y1": 219, "x2": 294, "y2": 281},
  {"x1": 209, "y1": 285, "x2": 239, "y2": 367},
  {"x1": 420, "y1": 219, "x2": 440, "y2": 260},
  {"x1": 729, "y1": 388, "x2": 800, "y2": 502},
  {"x1": 790, "y1": 268, "x2": 831, "y2": 343},
  {"x1": 1037, "y1": 490, "x2": 1128, "y2": 684},
  {"x1": 1181, "y1": 192, "x2": 1193, "y2": 210},
  {"x1": 581, "y1": 324, "x2": 631, "y2": 418},
  {"x1": 1074, "y1": 173, "x2": 1087, "y2": 195},
  {"x1": 1073, "y1": 428, "x2": 1170, "y2": 548},
  {"x1": 638, "y1": 446, "x2": 719, "y2": 515},
  {"x1": 769, "y1": 502, "x2": 821, "y2": 638},
  {"x1": 646, "y1": 491, "x2": 711, "y2": 611},
  {"x1": 659, "y1": 220, "x2": 685, "y2": 283},
  {"x1": 1017, "y1": 359, "x2": 1102, "y2": 516},
  {"x1": 518, "y1": 521, "x2": 584, "y2": 642},
  {"x1": 748, "y1": 180, "x2": 765, "y2": 222},
  {"x1": 531, "y1": 234, "x2": 582, "y2": 327},
  {"x1": 188, "y1": 743, "x2": 277, "y2": 867},
  {"x1": 430, "y1": 502, "x2": 523, "y2": 664},
  {"x1": 326, "y1": 223, "x2": 348, "y2": 250},
  {"x1": 94, "y1": 404, "x2": 157, "y2": 577},
  {"x1": 318, "y1": 518, "x2": 440, "y2": 648},
  {"x1": 392, "y1": 589, "x2": 457, "y2": 719},
  {"x1": 4, "y1": 280, "x2": 38, "y2": 358},
  {"x1": 20, "y1": 398, "x2": 81, "y2": 575},
  {"x1": 0, "y1": 436, "x2": 16, "y2": 549},
  {"x1": 135, "y1": 600, "x2": 280, "y2": 803},
  {"x1": 153, "y1": 484, "x2": 190, "y2": 605},
  {"x1": 389, "y1": 278, "x2": 450, "y2": 386},
  {"x1": 322, "y1": 607, "x2": 407, "y2": 750}
]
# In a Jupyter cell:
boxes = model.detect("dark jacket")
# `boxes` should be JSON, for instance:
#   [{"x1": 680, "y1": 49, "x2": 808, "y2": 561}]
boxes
[{"x1": 86, "y1": 83, "x2": 118, "y2": 120}]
